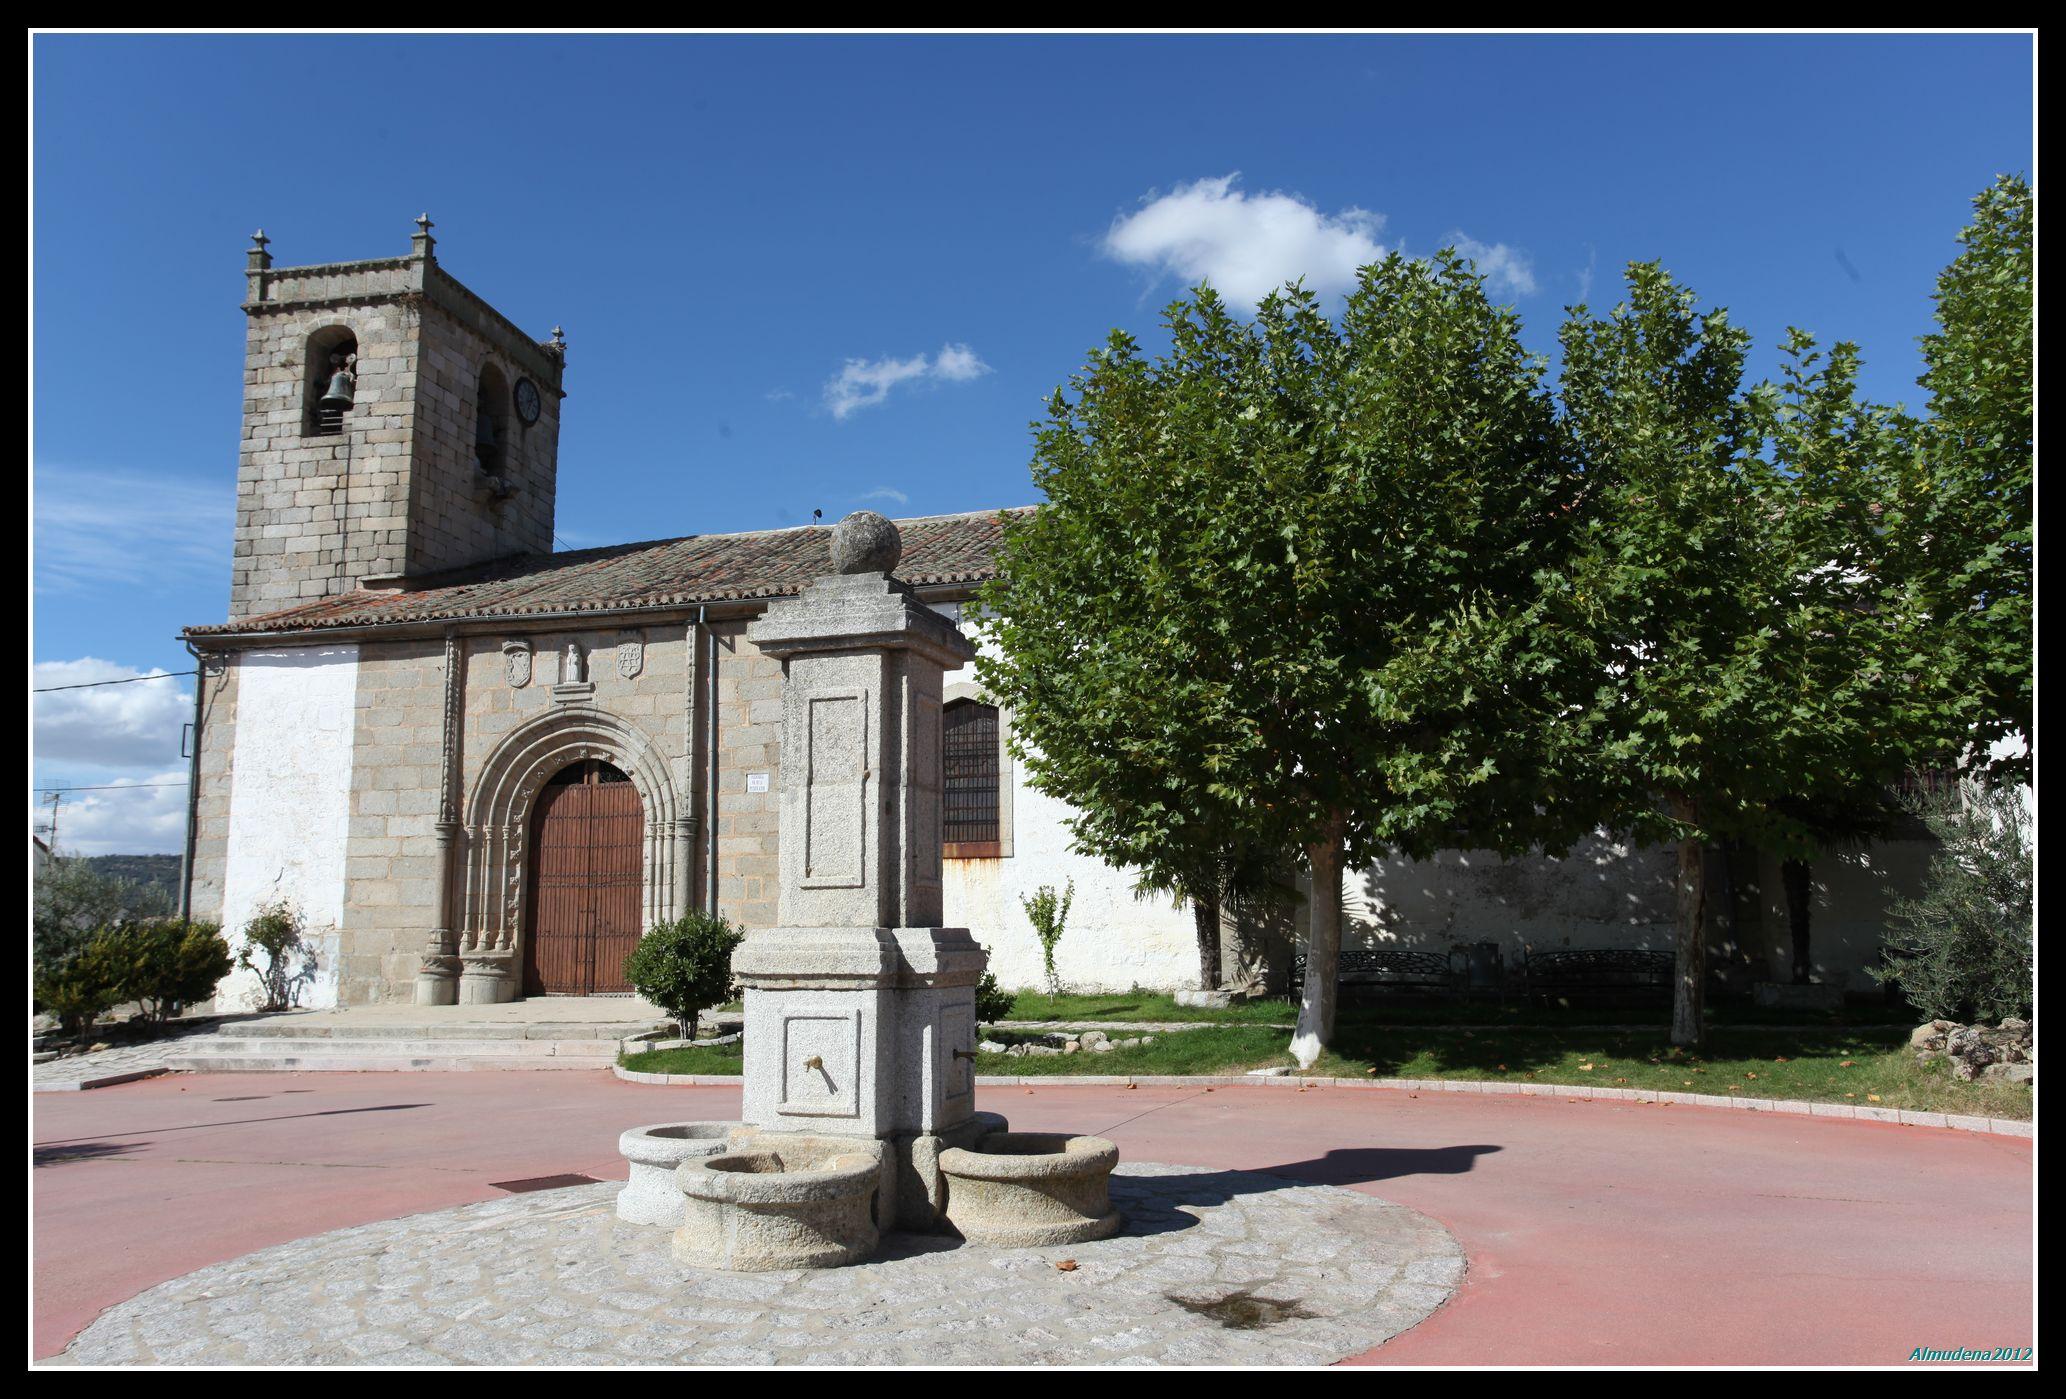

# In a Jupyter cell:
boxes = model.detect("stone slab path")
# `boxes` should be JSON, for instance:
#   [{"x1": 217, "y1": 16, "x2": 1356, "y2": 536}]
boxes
[{"x1": 57, "y1": 1165, "x2": 1462, "y2": 1366}]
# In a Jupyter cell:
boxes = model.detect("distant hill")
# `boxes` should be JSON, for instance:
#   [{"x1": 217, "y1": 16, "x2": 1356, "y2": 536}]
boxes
[{"x1": 76, "y1": 854, "x2": 182, "y2": 903}]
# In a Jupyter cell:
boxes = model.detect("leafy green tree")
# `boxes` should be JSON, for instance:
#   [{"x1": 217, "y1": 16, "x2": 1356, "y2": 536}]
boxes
[
  {"x1": 623, "y1": 913, "x2": 745, "y2": 1039},
  {"x1": 1873, "y1": 781, "x2": 2031, "y2": 1022},
  {"x1": 33, "y1": 857, "x2": 170, "y2": 977},
  {"x1": 1888, "y1": 175, "x2": 2034, "y2": 781},
  {"x1": 980, "y1": 253, "x2": 1587, "y2": 1065},
  {"x1": 1558, "y1": 266, "x2": 1941, "y2": 1047}
]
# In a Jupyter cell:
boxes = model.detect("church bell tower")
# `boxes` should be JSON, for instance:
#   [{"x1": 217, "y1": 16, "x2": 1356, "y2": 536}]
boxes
[{"x1": 228, "y1": 216, "x2": 566, "y2": 619}]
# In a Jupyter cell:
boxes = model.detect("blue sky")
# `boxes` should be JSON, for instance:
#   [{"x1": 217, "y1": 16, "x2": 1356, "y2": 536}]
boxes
[{"x1": 31, "y1": 31, "x2": 2033, "y2": 851}]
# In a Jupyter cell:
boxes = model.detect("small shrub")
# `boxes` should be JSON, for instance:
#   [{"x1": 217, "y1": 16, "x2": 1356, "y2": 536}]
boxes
[
  {"x1": 237, "y1": 899, "x2": 318, "y2": 1010},
  {"x1": 35, "y1": 945, "x2": 120, "y2": 1036},
  {"x1": 98, "y1": 919, "x2": 233, "y2": 1026},
  {"x1": 1874, "y1": 781, "x2": 2033, "y2": 1023},
  {"x1": 1019, "y1": 879, "x2": 1075, "y2": 997},
  {"x1": 624, "y1": 913, "x2": 746, "y2": 1038},
  {"x1": 975, "y1": 966, "x2": 1015, "y2": 1026}
]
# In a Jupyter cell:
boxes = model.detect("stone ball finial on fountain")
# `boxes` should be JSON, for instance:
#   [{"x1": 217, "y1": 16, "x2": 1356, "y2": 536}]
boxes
[{"x1": 830, "y1": 510, "x2": 902, "y2": 575}]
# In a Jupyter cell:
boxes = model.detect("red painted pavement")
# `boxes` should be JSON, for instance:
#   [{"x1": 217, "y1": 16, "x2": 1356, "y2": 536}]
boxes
[{"x1": 32, "y1": 1073, "x2": 2033, "y2": 1365}]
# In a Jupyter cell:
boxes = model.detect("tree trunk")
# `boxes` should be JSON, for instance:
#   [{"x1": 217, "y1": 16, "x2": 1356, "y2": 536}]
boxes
[
  {"x1": 1669, "y1": 795, "x2": 1707, "y2": 1050},
  {"x1": 1193, "y1": 887, "x2": 1223, "y2": 990},
  {"x1": 1781, "y1": 858, "x2": 1813, "y2": 985},
  {"x1": 1290, "y1": 818, "x2": 1347, "y2": 1068}
]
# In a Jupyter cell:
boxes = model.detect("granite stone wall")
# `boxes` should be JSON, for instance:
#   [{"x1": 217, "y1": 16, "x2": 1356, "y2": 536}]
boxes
[{"x1": 230, "y1": 244, "x2": 563, "y2": 620}]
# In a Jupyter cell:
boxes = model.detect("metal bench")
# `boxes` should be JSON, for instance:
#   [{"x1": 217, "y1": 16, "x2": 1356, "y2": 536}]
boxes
[
  {"x1": 1290, "y1": 948, "x2": 1462, "y2": 1000},
  {"x1": 1521, "y1": 947, "x2": 1675, "y2": 1004}
]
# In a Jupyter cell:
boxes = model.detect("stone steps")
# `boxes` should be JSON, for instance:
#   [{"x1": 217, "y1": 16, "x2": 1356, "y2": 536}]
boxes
[
  {"x1": 161, "y1": 1030, "x2": 637, "y2": 1074},
  {"x1": 227, "y1": 1022, "x2": 659, "y2": 1041}
]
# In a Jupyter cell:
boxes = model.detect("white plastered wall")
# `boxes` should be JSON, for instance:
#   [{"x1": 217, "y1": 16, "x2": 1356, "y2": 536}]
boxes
[
  {"x1": 216, "y1": 645, "x2": 359, "y2": 1009},
  {"x1": 936, "y1": 614, "x2": 1198, "y2": 994}
]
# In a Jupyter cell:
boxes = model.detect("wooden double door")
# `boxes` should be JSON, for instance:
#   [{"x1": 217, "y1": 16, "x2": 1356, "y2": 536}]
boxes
[{"x1": 524, "y1": 760, "x2": 645, "y2": 996}]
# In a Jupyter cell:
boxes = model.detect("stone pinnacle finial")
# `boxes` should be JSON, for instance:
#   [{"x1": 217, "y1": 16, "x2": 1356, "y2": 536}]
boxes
[
  {"x1": 245, "y1": 227, "x2": 273, "y2": 280},
  {"x1": 411, "y1": 212, "x2": 437, "y2": 261},
  {"x1": 550, "y1": 325, "x2": 566, "y2": 352},
  {"x1": 830, "y1": 510, "x2": 902, "y2": 576}
]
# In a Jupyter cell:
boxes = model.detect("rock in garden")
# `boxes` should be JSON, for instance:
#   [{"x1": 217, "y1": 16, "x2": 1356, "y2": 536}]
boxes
[
  {"x1": 1909, "y1": 1020, "x2": 1956, "y2": 1052},
  {"x1": 1942, "y1": 1020, "x2": 2033, "y2": 1081}
]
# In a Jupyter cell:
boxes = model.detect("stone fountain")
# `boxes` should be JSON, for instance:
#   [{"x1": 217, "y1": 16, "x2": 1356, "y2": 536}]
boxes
[{"x1": 643, "y1": 511, "x2": 1119, "y2": 1270}]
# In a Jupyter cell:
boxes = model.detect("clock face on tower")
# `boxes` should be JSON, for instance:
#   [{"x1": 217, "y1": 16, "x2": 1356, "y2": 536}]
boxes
[{"x1": 513, "y1": 377, "x2": 542, "y2": 426}]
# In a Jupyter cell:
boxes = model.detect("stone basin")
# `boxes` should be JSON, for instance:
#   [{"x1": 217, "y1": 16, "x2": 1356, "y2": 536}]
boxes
[
  {"x1": 673, "y1": 1134, "x2": 886, "y2": 1271},
  {"x1": 937, "y1": 1131, "x2": 1123, "y2": 1247},
  {"x1": 615, "y1": 1122, "x2": 737, "y2": 1227}
]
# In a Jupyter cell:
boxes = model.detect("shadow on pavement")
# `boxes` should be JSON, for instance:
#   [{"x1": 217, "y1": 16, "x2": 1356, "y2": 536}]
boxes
[
  {"x1": 34, "y1": 1140, "x2": 144, "y2": 1168},
  {"x1": 35, "y1": 1101, "x2": 432, "y2": 1147}
]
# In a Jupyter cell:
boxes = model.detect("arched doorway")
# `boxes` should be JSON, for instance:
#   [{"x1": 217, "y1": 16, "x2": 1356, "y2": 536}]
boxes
[{"x1": 524, "y1": 759, "x2": 645, "y2": 995}]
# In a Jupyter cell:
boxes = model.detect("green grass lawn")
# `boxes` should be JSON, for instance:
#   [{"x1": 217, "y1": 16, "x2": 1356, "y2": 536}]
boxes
[
  {"x1": 1001, "y1": 991, "x2": 1295, "y2": 1024},
  {"x1": 999, "y1": 990, "x2": 1914, "y2": 1029},
  {"x1": 619, "y1": 1023, "x2": 2029, "y2": 1119},
  {"x1": 621, "y1": 1040, "x2": 743, "y2": 1075}
]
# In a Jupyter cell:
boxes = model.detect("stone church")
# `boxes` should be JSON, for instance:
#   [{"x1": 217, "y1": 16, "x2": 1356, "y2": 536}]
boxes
[{"x1": 185, "y1": 224, "x2": 1927, "y2": 1010}]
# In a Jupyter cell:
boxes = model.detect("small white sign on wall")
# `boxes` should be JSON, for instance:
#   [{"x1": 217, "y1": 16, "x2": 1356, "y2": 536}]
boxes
[{"x1": 746, "y1": 772, "x2": 771, "y2": 794}]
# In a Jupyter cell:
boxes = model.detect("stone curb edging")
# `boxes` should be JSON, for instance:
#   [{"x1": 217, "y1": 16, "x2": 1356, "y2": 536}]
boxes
[
  {"x1": 34, "y1": 1066, "x2": 173, "y2": 1094},
  {"x1": 609, "y1": 1063, "x2": 2032, "y2": 1138}
]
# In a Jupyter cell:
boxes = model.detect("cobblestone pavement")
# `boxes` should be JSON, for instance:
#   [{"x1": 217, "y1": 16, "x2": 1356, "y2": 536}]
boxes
[
  {"x1": 60, "y1": 1163, "x2": 1461, "y2": 1365},
  {"x1": 34, "y1": 1039, "x2": 187, "y2": 1091}
]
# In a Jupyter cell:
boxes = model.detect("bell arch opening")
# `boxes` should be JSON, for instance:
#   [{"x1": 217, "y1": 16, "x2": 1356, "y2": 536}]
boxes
[{"x1": 304, "y1": 325, "x2": 358, "y2": 437}]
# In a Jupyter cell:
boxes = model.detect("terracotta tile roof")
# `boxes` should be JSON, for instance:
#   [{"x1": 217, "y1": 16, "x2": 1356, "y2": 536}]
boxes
[{"x1": 187, "y1": 507, "x2": 1029, "y2": 638}]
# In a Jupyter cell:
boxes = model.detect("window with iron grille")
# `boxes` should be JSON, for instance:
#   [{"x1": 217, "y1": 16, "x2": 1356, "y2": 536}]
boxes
[{"x1": 942, "y1": 699, "x2": 1000, "y2": 857}]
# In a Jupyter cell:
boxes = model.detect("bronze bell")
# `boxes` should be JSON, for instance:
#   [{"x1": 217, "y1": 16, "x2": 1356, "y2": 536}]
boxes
[{"x1": 318, "y1": 365, "x2": 355, "y2": 411}]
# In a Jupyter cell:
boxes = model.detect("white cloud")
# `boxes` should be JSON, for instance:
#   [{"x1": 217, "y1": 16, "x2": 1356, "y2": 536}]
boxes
[
  {"x1": 33, "y1": 465, "x2": 233, "y2": 594},
  {"x1": 1102, "y1": 174, "x2": 1390, "y2": 309},
  {"x1": 857, "y1": 487, "x2": 909, "y2": 507},
  {"x1": 1102, "y1": 173, "x2": 1541, "y2": 309},
  {"x1": 824, "y1": 343, "x2": 992, "y2": 420},
  {"x1": 931, "y1": 344, "x2": 989, "y2": 382},
  {"x1": 34, "y1": 658, "x2": 193, "y2": 773},
  {"x1": 32, "y1": 767, "x2": 190, "y2": 857},
  {"x1": 34, "y1": 659, "x2": 195, "y2": 855},
  {"x1": 1449, "y1": 235, "x2": 1539, "y2": 299}
]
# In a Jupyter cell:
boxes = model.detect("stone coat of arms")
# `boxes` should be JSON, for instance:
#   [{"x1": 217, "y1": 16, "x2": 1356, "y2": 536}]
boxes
[{"x1": 503, "y1": 641, "x2": 533, "y2": 689}]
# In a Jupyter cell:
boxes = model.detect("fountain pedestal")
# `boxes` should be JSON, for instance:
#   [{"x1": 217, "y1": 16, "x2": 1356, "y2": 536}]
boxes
[{"x1": 664, "y1": 512, "x2": 1107, "y2": 1268}]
